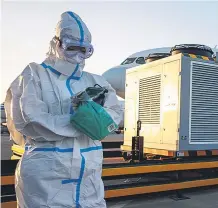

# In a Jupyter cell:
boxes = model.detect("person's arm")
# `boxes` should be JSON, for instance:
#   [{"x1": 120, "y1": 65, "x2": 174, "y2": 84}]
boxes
[
  {"x1": 8, "y1": 64, "x2": 82, "y2": 142},
  {"x1": 100, "y1": 79, "x2": 123, "y2": 127}
]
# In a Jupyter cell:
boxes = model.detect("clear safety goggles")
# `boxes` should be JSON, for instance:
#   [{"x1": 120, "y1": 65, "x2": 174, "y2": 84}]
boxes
[{"x1": 56, "y1": 36, "x2": 94, "y2": 59}]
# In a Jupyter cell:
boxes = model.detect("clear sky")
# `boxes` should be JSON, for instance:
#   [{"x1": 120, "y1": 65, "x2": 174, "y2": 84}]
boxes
[{"x1": 1, "y1": 1, "x2": 218, "y2": 102}]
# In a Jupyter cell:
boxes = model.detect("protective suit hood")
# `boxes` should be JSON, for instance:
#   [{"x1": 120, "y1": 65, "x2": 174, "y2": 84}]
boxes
[{"x1": 46, "y1": 11, "x2": 93, "y2": 78}]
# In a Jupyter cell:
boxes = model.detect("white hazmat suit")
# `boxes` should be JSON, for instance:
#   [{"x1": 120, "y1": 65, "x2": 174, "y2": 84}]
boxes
[{"x1": 5, "y1": 11, "x2": 121, "y2": 208}]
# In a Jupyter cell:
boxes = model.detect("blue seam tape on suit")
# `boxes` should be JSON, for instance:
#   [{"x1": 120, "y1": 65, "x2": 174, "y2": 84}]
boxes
[
  {"x1": 25, "y1": 146, "x2": 102, "y2": 153},
  {"x1": 25, "y1": 147, "x2": 74, "y2": 152},
  {"x1": 80, "y1": 146, "x2": 103, "y2": 153},
  {"x1": 41, "y1": 62, "x2": 81, "y2": 80},
  {"x1": 67, "y1": 11, "x2": 84, "y2": 45},
  {"x1": 62, "y1": 179, "x2": 79, "y2": 184},
  {"x1": 76, "y1": 155, "x2": 85, "y2": 207},
  {"x1": 66, "y1": 64, "x2": 80, "y2": 97},
  {"x1": 40, "y1": 63, "x2": 61, "y2": 76}
]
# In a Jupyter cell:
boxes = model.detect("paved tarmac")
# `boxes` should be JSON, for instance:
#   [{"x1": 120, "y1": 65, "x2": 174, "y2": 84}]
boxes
[{"x1": 107, "y1": 187, "x2": 218, "y2": 208}]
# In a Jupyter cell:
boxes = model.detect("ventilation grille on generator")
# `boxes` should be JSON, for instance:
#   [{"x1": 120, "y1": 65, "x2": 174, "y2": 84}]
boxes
[
  {"x1": 190, "y1": 62, "x2": 218, "y2": 144},
  {"x1": 139, "y1": 75, "x2": 161, "y2": 124}
]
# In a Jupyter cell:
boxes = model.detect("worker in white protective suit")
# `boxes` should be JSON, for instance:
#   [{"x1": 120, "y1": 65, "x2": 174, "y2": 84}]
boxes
[{"x1": 5, "y1": 11, "x2": 122, "y2": 208}]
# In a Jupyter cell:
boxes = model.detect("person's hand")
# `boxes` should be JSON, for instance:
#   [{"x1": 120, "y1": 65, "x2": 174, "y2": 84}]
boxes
[
  {"x1": 71, "y1": 94, "x2": 80, "y2": 111},
  {"x1": 71, "y1": 91, "x2": 90, "y2": 111}
]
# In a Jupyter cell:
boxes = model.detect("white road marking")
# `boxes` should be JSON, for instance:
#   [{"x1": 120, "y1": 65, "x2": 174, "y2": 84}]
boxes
[{"x1": 109, "y1": 200, "x2": 133, "y2": 208}]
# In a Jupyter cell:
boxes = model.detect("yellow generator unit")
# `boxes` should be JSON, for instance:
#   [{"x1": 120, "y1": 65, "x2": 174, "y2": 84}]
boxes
[{"x1": 122, "y1": 44, "x2": 218, "y2": 158}]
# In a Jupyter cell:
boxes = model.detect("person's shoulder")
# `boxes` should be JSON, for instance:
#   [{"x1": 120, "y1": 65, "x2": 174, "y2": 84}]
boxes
[
  {"x1": 15, "y1": 62, "x2": 44, "y2": 85},
  {"x1": 82, "y1": 71, "x2": 98, "y2": 78},
  {"x1": 21, "y1": 62, "x2": 44, "y2": 76},
  {"x1": 9, "y1": 62, "x2": 41, "y2": 90},
  {"x1": 83, "y1": 71, "x2": 109, "y2": 86}
]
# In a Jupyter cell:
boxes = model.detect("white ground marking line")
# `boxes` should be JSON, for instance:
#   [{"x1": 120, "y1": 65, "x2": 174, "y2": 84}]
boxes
[{"x1": 109, "y1": 200, "x2": 133, "y2": 208}]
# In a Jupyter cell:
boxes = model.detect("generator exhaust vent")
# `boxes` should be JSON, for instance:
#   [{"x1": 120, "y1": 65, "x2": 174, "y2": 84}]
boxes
[
  {"x1": 139, "y1": 75, "x2": 161, "y2": 124},
  {"x1": 190, "y1": 61, "x2": 218, "y2": 144},
  {"x1": 171, "y1": 44, "x2": 214, "y2": 58}
]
